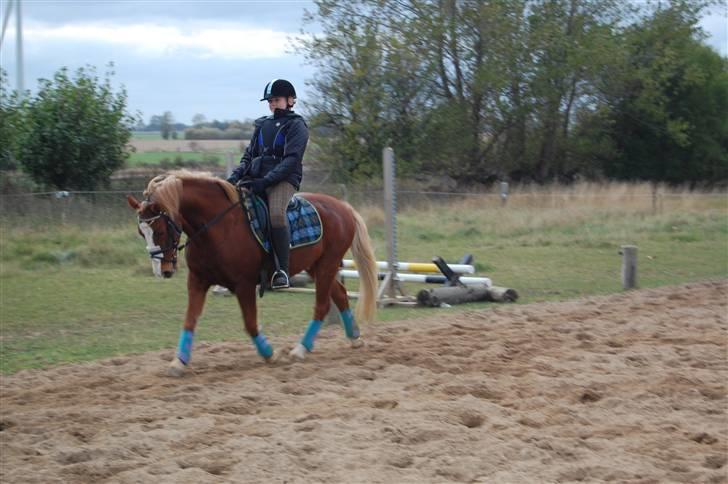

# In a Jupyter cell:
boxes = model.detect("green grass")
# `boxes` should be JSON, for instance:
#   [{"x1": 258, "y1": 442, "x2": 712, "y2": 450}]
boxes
[
  {"x1": 131, "y1": 131, "x2": 163, "y2": 140},
  {"x1": 1, "y1": 197, "x2": 727, "y2": 373},
  {"x1": 126, "y1": 151, "x2": 223, "y2": 167}
]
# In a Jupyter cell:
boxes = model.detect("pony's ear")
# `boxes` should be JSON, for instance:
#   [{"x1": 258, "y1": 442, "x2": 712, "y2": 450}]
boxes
[{"x1": 127, "y1": 195, "x2": 141, "y2": 210}]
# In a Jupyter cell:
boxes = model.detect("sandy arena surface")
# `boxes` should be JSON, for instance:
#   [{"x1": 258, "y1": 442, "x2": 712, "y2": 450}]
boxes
[{"x1": 1, "y1": 281, "x2": 726, "y2": 483}]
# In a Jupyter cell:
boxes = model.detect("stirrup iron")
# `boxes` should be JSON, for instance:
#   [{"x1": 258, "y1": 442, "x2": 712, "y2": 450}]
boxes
[{"x1": 271, "y1": 270, "x2": 290, "y2": 289}]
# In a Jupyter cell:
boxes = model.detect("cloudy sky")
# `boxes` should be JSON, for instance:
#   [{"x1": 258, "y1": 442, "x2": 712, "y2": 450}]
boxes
[{"x1": 1, "y1": 1, "x2": 726, "y2": 125}]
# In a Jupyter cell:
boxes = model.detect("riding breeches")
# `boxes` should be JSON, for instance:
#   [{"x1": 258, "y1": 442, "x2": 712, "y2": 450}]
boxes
[{"x1": 266, "y1": 182, "x2": 296, "y2": 228}]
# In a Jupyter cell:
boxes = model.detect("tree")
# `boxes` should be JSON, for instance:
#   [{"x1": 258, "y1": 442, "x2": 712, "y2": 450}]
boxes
[
  {"x1": 300, "y1": 0, "x2": 721, "y2": 184},
  {"x1": 160, "y1": 111, "x2": 175, "y2": 140},
  {"x1": 191, "y1": 113, "x2": 207, "y2": 127},
  {"x1": 148, "y1": 114, "x2": 164, "y2": 130},
  {"x1": 300, "y1": 0, "x2": 628, "y2": 183},
  {"x1": 603, "y1": 2, "x2": 728, "y2": 184},
  {"x1": 18, "y1": 65, "x2": 136, "y2": 190},
  {"x1": 0, "y1": 69, "x2": 25, "y2": 171},
  {"x1": 300, "y1": 0, "x2": 430, "y2": 181}
]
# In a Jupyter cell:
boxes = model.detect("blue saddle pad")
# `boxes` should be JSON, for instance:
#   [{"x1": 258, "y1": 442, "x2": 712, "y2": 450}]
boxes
[{"x1": 243, "y1": 193, "x2": 323, "y2": 252}]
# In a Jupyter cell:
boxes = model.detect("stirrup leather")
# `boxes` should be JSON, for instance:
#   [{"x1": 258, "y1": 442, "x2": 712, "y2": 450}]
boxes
[{"x1": 270, "y1": 270, "x2": 290, "y2": 289}]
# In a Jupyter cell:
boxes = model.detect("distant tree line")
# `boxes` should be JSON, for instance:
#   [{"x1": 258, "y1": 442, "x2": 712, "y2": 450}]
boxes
[
  {"x1": 139, "y1": 112, "x2": 186, "y2": 139},
  {"x1": 138, "y1": 113, "x2": 254, "y2": 140},
  {"x1": 300, "y1": 0, "x2": 727, "y2": 185},
  {"x1": 185, "y1": 116, "x2": 254, "y2": 140}
]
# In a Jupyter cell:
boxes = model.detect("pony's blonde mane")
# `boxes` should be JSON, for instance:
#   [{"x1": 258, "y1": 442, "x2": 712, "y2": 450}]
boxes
[{"x1": 143, "y1": 170, "x2": 237, "y2": 219}]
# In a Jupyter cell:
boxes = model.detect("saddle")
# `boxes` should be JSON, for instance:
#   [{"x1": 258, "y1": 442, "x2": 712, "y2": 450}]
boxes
[{"x1": 239, "y1": 189, "x2": 323, "y2": 253}]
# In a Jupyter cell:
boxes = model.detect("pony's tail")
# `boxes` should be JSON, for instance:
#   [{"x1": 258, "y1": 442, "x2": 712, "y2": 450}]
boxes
[{"x1": 349, "y1": 206, "x2": 378, "y2": 324}]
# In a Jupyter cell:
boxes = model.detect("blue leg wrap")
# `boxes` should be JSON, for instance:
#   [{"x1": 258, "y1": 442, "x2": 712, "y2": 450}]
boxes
[
  {"x1": 301, "y1": 319, "x2": 323, "y2": 352},
  {"x1": 340, "y1": 308, "x2": 360, "y2": 339},
  {"x1": 176, "y1": 329, "x2": 194, "y2": 365},
  {"x1": 252, "y1": 333, "x2": 273, "y2": 359}
]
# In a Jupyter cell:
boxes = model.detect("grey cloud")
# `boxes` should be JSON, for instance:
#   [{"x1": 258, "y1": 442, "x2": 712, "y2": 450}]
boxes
[{"x1": 15, "y1": 0, "x2": 317, "y2": 32}]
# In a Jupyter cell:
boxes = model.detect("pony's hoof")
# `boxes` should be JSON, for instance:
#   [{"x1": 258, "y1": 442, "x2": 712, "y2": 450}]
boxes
[
  {"x1": 264, "y1": 349, "x2": 282, "y2": 364},
  {"x1": 289, "y1": 343, "x2": 307, "y2": 361},
  {"x1": 350, "y1": 337, "x2": 365, "y2": 349},
  {"x1": 166, "y1": 358, "x2": 187, "y2": 377}
]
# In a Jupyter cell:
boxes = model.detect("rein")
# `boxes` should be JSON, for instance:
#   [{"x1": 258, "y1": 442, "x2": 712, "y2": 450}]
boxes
[
  {"x1": 140, "y1": 191, "x2": 243, "y2": 263},
  {"x1": 181, "y1": 197, "x2": 242, "y2": 248}
]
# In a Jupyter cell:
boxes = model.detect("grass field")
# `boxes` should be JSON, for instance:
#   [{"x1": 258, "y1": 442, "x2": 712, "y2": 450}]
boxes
[
  {"x1": 131, "y1": 131, "x2": 164, "y2": 140},
  {"x1": 1, "y1": 185, "x2": 726, "y2": 373},
  {"x1": 126, "y1": 151, "x2": 223, "y2": 167},
  {"x1": 127, "y1": 131, "x2": 243, "y2": 169}
]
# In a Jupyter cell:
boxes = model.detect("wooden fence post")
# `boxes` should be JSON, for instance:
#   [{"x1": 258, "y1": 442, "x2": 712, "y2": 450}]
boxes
[
  {"x1": 500, "y1": 181, "x2": 509, "y2": 207},
  {"x1": 225, "y1": 152, "x2": 234, "y2": 179},
  {"x1": 620, "y1": 245, "x2": 638, "y2": 290}
]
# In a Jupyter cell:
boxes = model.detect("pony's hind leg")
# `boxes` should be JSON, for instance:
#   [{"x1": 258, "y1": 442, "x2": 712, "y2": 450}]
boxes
[
  {"x1": 235, "y1": 282, "x2": 279, "y2": 363},
  {"x1": 331, "y1": 279, "x2": 364, "y2": 348},
  {"x1": 290, "y1": 263, "x2": 339, "y2": 360},
  {"x1": 168, "y1": 271, "x2": 210, "y2": 377}
]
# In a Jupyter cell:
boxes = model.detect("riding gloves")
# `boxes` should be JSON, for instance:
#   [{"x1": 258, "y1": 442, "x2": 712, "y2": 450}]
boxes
[{"x1": 248, "y1": 178, "x2": 268, "y2": 195}]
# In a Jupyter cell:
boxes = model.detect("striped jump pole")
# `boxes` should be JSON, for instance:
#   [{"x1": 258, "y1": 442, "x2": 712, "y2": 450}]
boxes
[{"x1": 342, "y1": 259, "x2": 475, "y2": 275}]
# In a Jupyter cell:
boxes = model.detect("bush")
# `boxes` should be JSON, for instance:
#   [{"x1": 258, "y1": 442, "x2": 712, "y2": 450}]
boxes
[{"x1": 17, "y1": 65, "x2": 137, "y2": 190}]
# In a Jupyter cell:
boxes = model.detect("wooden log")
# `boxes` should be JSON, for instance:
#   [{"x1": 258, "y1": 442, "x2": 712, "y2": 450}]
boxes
[
  {"x1": 289, "y1": 273, "x2": 312, "y2": 287},
  {"x1": 486, "y1": 286, "x2": 519, "y2": 302},
  {"x1": 416, "y1": 285, "x2": 490, "y2": 307},
  {"x1": 417, "y1": 285, "x2": 519, "y2": 307}
]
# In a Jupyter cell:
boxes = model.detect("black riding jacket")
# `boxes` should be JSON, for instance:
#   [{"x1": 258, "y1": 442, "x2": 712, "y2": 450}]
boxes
[{"x1": 228, "y1": 109, "x2": 308, "y2": 190}]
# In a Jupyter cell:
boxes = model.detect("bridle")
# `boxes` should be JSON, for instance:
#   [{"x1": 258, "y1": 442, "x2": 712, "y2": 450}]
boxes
[
  {"x1": 138, "y1": 211, "x2": 184, "y2": 266},
  {"x1": 138, "y1": 193, "x2": 243, "y2": 266}
]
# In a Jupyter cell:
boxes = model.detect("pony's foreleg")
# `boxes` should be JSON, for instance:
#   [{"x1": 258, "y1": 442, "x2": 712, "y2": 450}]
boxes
[
  {"x1": 168, "y1": 272, "x2": 210, "y2": 377},
  {"x1": 236, "y1": 283, "x2": 279, "y2": 363}
]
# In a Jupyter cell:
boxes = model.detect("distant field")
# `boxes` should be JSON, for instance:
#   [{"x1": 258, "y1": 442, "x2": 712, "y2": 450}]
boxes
[
  {"x1": 126, "y1": 151, "x2": 225, "y2": 167},
  {"x1": 126, "y1": 133, "x2": 245, "y2": 169},
  {"x1": 131, "y1": 131, "x2": 164, "y2": 140},
  {"x1": 129, "y1": 138, "x2": 246, "y2": 153}
]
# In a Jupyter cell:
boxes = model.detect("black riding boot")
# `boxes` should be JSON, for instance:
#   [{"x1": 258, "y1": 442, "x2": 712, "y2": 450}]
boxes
[{"x1": 270, "y1": 226, "x2": 290, "y2": 289}]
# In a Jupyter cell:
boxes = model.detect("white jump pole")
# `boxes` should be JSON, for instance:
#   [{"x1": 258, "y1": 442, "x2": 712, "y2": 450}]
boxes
[
  {"x1": 342, "y1": 259, "x2": 475, "y2": 274},
  {"x1": 341, "y1": 270, "x2": 491, "y2": 286}
]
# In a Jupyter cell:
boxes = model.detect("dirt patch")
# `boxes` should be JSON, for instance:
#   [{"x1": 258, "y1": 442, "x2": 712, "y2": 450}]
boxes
[{"x1": 1, "y1": 280, "x2": 726, "y2": 483}]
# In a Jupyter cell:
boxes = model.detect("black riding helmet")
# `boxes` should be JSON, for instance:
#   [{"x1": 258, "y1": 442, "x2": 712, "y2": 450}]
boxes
[{"x1": 260, "y1": 79, "x2": 297, "y2": 101}]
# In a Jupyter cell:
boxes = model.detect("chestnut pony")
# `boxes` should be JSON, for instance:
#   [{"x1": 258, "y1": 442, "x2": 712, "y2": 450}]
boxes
[{"x1": 127, "y1": 171, "x2": 377, "y2": 375}]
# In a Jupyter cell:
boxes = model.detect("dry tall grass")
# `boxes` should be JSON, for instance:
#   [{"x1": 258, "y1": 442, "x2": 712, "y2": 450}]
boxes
[{"x1": 355, "y1": 182, "x2": 726, "y2": 243}]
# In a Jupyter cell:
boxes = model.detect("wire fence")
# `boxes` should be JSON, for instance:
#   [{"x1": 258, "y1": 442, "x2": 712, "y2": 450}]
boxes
[{"x1": 1, "y1": 181, "x2": 725, "y2": 228}]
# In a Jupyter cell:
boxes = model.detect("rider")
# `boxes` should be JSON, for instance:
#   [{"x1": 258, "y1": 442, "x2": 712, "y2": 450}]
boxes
[{"x1": 227, "y1": 79, "x2": 309, "y2": 289}]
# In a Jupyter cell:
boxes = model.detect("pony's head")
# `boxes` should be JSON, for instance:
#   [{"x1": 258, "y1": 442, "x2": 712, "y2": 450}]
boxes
[{"x1": 127, "y1": 174, "x2": 184, "y2": 278}]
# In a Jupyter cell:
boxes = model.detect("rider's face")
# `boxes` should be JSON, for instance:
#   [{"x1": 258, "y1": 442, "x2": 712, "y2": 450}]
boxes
[{"x1": 268, "y1": 96, "x2": 293, "y2": 112}]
